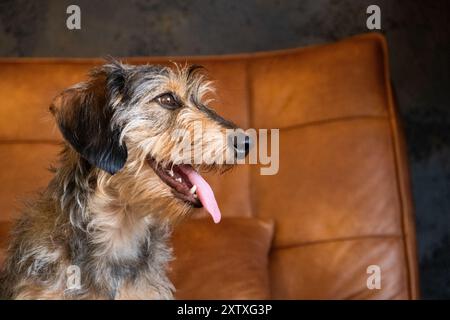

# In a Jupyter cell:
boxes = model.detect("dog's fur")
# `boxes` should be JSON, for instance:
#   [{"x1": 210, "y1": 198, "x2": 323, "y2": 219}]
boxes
[{"x1": 0, "y1": 61, "x2": 239, "y2": 299}]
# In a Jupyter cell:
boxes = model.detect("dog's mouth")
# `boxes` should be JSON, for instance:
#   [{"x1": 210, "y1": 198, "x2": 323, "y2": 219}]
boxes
[{"x1": 146, "y1": 158, "x2": 221, "y2": 223}]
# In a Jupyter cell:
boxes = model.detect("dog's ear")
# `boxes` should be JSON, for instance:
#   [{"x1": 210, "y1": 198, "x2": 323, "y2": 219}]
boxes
[{"x1": 50, "y1": 64, "x2": 128, "y2": 175}]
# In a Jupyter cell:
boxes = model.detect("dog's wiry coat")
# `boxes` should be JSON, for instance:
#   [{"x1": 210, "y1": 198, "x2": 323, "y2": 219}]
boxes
[{"x1": 0, "y1": 61, "x2": 240, "y2": 299}]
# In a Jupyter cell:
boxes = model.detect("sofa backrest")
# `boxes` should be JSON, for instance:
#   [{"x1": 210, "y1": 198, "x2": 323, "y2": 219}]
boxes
[{"x1": 0, "y1": 33, "x2": 419, "y2": 299}]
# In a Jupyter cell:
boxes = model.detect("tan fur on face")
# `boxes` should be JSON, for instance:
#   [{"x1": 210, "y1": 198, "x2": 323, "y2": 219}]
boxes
[{"x1": 85, "y1": 65, "x2": 234, "y2": 260}]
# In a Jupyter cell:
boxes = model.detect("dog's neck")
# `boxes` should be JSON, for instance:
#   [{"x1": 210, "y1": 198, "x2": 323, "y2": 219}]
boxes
[
  {"x1": 49, "y1": 147, "x2": 175, "y2": 297},
  {"x1": 52, "y1": 146, "x2": 172, "y2": 253}
]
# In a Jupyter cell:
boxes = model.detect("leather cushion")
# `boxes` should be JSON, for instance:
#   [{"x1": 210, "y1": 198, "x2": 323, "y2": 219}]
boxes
[
  {"x1": 169, "y1": 217, "x2": 274, "y2": 299},
  {"x1": 252, "y1": 119, "x2": 402, "y2": 247},
  {"x1": 270, "y1": 237, "x2": 408, "y2": 299},
  {"x1": 249, "y1": 36, "x2": 388, "y2": 129},
  {"x1": 0, "y1": 221, "x2": 12, "y2": 266},
  {"x1": 0, "y1": 144, "x2": 59, "y2": 222}
]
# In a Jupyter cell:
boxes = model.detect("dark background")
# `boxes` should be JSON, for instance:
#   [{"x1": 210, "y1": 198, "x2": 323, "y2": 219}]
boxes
[{"x1": 0, "y1": 0, "x2": 448, "y2": 299}]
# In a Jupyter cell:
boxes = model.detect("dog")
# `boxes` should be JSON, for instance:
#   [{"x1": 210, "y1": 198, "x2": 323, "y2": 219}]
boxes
[{"x1": 0, "y1": 60, "x2": 250, "y2": 299}]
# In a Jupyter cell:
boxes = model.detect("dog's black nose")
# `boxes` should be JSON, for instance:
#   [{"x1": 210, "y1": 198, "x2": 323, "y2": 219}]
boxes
[{"x1": 233, "y1": 134, "x2": 251, "y2": 159}]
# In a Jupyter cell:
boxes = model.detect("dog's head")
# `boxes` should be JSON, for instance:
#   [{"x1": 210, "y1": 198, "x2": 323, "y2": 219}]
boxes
[{"x1": 50, "y1": 60, "x2": 250, "y2": 223}]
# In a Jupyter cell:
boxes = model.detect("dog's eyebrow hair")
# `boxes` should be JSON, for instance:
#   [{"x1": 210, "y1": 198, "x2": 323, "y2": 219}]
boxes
[
  {"x1": 187, "y1": 64, "x2": 205, "y2": 80},
  {"x1": 191, "y1": 97, "x2": 237, "y2": 129}
]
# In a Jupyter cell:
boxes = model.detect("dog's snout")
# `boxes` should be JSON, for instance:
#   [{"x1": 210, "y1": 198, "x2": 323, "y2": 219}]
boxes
[{"x1": 232, "y1": 133, "x2": 251, "y2": 159}]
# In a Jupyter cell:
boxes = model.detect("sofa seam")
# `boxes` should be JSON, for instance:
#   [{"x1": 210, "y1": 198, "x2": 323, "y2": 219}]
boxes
[
  {"x1": 273, "y1": 234, "x2": 403, "y2": 250},
  {"x1": 0, "y1": 140, "x2": 60, "y2": 144},
  {"x1": 274, "y1": 114, "x2": 388, "y2": 132},
  {"x1": 378, "y1": 35, "x2": 418, "y2": 299},
  {"x1": 0, "y1": 115, "x2": 387, "y2": 144}
]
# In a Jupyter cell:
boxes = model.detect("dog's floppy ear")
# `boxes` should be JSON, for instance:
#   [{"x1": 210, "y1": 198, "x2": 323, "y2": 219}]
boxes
[{"x1": 50, "y1": 64, "x2": 128, "y2": 175}]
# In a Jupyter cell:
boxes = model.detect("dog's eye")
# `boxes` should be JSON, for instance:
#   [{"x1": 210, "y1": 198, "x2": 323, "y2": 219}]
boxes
[{"x1": 156, "y1": 93, "x2": 180, "y2": 110}]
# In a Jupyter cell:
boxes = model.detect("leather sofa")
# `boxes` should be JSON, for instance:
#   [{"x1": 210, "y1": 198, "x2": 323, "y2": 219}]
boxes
[{"x1": 0, "y1": 33, "x2": 419, "y2": 299}]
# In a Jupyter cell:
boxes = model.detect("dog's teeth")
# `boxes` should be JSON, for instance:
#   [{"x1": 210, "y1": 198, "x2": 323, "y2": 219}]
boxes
[
  {"x1": 168, "y1": 170, "x2": 174, "y2": 177},
  {"x1": 176, "y1": 177, "x2": 182, "y2": 183},
  {"x1": 189, "y1": 185, "x2": 197, "y2": 194}
]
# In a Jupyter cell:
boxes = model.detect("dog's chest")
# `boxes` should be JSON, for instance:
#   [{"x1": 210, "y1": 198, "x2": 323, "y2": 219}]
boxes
[{"x1": 114, "y1": 281, "x2": 173, "y2": 300}]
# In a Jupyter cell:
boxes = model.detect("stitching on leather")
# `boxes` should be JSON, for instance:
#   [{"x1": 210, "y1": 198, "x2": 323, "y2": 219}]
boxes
[
  {"x1": 275, "y1": 114, "x2": 388, "y2": 132},
  {"x1": 272, "y1": 234, "x2": 402, "y2": 251},
  {"x1": 0, "y1": 116, "x2": 387, "y2": 144},
  {"x1": 0, "y1": 140, "x2": 60, "y2": 144}
]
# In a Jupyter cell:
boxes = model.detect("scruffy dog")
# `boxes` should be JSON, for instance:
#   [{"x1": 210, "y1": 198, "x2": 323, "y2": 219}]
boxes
[{"x1": 0, "y1": 61, "x2": 249, "y2": 299}]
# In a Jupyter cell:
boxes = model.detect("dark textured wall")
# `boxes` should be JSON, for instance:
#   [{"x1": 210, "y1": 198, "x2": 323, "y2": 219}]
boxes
[{"x1": 0, "y1": 0, "x2": 449, "y2": 299}]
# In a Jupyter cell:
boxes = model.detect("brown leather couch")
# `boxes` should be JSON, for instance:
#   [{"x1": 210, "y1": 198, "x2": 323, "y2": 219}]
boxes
[{"x1": 0, "y1": 33, "x2": 419, "y2": 299}]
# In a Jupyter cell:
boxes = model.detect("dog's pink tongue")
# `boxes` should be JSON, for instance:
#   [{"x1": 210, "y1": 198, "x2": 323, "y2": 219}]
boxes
[{"x1": 180, "y1": 166, "x2": 221, "y2": 224}]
